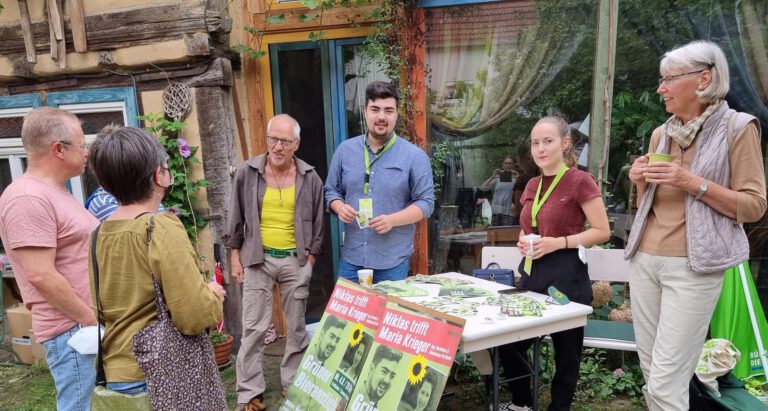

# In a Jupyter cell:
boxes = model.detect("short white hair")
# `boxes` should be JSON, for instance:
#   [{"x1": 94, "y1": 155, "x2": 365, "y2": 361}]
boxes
[
  {"x1": 267, "y1": 114, "x2": 301, "y2": 140},
  {"x1": 660, "y1": 40, "x2": 729, "y2": 104}
]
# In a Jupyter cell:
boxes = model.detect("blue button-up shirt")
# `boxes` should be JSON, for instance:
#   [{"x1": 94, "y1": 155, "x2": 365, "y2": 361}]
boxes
[{"x1": 325, "y1": 135, "x2": 434, "y2": 269}]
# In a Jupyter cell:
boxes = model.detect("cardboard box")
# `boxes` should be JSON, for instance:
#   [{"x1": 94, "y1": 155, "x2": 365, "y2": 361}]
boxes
[
  {"x1": 12, "y1": 335, "x2": 35, "y2": 364},
  {"x1": 7, "y1": 304, "x2": 32, "y2": 338},
  {"x1": 6, "y1": 305, "x2": 44, "y2": 364}
]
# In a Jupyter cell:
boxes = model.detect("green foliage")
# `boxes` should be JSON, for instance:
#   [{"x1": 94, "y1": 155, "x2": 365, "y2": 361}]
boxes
[
  {"x1": 452, "y1": 352, "x2": 482, "y2": 383},
  {"x1": 265, "y1": 14, "x2": 287, "y2": 25},
  {"x1": 233, "y1": 44, "x2": 266, "y2": 60},
  {"x1": 209, "y1": 329, "x2": 230, "y2": 346},
  {"x1": 430, "y1": 141, "x2": 455, "y2": 199},
  {"x1": 611, "y1": 90, "x2": 668, "y2": 163},
  {"x1": 574, "y1": 349, "x2": 644, "y2": 403},
  {"x1": 138, "y1": 113, "x2": 208, "y2": 243}
]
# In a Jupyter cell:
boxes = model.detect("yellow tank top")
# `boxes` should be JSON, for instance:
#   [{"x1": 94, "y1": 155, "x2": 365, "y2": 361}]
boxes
[{"x1": 261, "y1": 186, "x2": 296, "y2": 249}]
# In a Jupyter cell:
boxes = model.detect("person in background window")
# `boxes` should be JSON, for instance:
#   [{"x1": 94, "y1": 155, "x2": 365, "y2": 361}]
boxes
[
  {"x1": 498, "y1": 116, "x2": 610, "y2": 411},
  {"x1": 510, "y1": 143, "x2": 537, "y2": 226},
  {"x1": 480, "y1": 156, "x2": 519, "y2": 226},
  {"x1": 626, "y1": 40, "x2": 766, "y2": 411},
  {"x1": 0, "y1": 107, "x2": 98, "y2": 411}
]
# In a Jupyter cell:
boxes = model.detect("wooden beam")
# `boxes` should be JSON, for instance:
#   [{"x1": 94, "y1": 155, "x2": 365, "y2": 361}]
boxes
[
  {"x1": 55, "y1": 0, "x2": 66, "y2": 68},
  {"x1": 18, "y1": 0, "x2": 36, "y2": 63},
  {"x1": 407, "y1": 7, "x2": 429, "y2": 275},
  {"x1": 587, "y1": 0, "x2": 619, "y2": 191},
  {"x1": 69, "y1": 0, "x2": 88, "y2": 52},
  {"x1": 0, "y1": 4, "x2": 226, "y2": 56},
  {"x1": 194, "y1": 81, "x2": 243, "y2": 345},
  {"x1": 46, "y1": 0, "x2": 57, "y2": 61},
  {"x1": 231, "y1": 80, "x2": 250, "y2": 160},
  {"x1": 253, "y1": 3, "x2": 378, "y2": 34},
  {"x1": 4, "y1": 59, "x2": 230, "y2": 93}
]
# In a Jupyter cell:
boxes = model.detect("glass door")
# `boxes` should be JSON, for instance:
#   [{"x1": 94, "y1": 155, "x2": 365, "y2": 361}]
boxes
[{"x1": 270, "y1": 38, "x2": 390, "y2": 319}]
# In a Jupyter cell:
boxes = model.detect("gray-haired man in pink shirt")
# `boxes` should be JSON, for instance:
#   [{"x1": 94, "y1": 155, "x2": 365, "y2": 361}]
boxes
[{"x1": 0, "y1": 107, "x2": 98, "y2": 411}]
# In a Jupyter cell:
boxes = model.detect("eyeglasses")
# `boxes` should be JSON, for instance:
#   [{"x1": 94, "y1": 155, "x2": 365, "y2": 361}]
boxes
[
  {"x1": 58, "y1": 140, "x2": 88, "y2": 151},
  {"x1": 267, "y1": 136, "x2": 297, "y2": 147},
  {"x1": 658, "y1": 65, "x2": 713, "y2": 86}
]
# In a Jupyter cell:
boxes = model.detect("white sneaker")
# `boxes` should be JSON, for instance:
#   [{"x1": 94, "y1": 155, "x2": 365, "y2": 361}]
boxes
[{"x1": 492, "y1": 402, "x2": 531, "y2": 411}]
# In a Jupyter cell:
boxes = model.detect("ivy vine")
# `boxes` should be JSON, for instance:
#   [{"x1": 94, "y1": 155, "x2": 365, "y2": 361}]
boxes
[{"x1": 233, "y1": 0, "x2": 421, "y2": 141}]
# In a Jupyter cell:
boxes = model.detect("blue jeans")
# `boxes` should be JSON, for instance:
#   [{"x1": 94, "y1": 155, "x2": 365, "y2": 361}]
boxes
[
  {"x1": 338, "y1": 257, "x2": 411, "y2": 284},
  {"x1": 42, "y1": 325, "x2": 96, "y2": 411},
  {"x1": 107, "y1": 381, "x2": 148, "y2": 394}
]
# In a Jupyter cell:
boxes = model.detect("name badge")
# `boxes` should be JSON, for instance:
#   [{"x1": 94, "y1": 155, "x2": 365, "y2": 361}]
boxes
[{"x1": 358, "y1": 198, "x2": 373, "y2": 219}]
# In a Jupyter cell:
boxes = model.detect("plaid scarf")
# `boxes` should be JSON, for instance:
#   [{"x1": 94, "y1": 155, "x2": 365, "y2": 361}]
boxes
[{"x1": 666, "y1": 102, "x2": 721, "y2": 149}]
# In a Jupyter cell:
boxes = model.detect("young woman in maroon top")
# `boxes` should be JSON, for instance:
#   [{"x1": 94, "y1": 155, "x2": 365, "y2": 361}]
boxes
[{"x1": 497, "y1": 116, "x2": 610, "y2": 411}]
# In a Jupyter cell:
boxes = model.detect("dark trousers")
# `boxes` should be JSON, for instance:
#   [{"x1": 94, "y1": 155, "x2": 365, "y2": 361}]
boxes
[
  {"x1": 503, "y1": 248, "x2": 590, "y2": 410},
  {"x1": 499, "y1": 326, "x2": 585, "y2": 411}
]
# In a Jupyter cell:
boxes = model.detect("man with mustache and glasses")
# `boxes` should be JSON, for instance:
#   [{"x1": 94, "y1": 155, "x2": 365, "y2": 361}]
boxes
[
  {"x1": 225, "y1": 114, "x2": 325, "y2": 411},
  {"x1": 326, "y1": 81, "x2": 434, "y2": 284}
]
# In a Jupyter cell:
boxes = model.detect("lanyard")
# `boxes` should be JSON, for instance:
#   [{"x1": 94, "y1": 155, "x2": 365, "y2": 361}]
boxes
[
  {"x1": 531, "y1": 164, "x2": 568, "y2": 228},
  {"x1": 363, "y1": 134, "x2": 397, "y2": 195}
]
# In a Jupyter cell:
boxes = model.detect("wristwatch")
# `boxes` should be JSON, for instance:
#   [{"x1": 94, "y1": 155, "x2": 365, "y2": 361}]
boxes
[{"x1": 695, "y1": 179, "x2": 708, "y2": 200}]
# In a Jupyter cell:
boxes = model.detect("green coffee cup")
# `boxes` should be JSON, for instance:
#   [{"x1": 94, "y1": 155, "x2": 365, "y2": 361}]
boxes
[
  {"x1": 646, "y1": 153, "x2": 674, "y2": 181},
  {"x1": 648, "y1": 153, "x2": 673, "y2": 163}
]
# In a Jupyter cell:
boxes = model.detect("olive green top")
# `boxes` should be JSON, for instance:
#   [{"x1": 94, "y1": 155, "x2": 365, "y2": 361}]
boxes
[{"x1": 89, "y1": 212, "x2": 222, "y2": 382}]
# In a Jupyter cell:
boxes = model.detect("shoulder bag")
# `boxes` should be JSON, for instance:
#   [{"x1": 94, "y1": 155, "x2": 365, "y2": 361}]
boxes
[{"x1": 131, "y1": 215, "x2": 227, "y2": 410}]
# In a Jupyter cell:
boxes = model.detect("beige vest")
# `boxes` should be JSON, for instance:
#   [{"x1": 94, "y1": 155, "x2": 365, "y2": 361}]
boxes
[{"x1": 625, "y1": 102, "x2": 758, "y2": 272}]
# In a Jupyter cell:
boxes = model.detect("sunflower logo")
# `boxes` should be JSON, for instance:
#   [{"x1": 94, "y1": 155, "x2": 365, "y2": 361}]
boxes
[
  {"x1": 407, "y1": 354, "x2": 428, "y2": 385},
  {"x1": 349, "y1": 323, "x2": 364, "y2": 347}
]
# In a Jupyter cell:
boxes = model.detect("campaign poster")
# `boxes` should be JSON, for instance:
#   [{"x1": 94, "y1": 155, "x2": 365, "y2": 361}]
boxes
[
  {"x1": 346, "y1": 298, "x2": 465, "y2": 411},
  {"x1": 281, "y1": 279, "x2": 387, "y2": 411}
]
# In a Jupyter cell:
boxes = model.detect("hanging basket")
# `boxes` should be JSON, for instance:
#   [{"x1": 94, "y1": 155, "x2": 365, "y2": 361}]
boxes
[{"x1": 162, "y1": 82, "x2": 192, "y2": 121}]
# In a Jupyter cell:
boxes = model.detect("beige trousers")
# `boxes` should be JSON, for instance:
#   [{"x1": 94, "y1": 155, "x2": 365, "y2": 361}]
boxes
[
  {"x1": 629, "y1": 251, "x2": 724, "y2": 411},
  {"x1": 236, "y1": 255, "x2": 312, "y2": 404}
]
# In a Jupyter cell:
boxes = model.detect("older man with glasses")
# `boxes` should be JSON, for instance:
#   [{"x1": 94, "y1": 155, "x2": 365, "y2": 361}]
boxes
[
  {"x1": 225, "y1": 113, "x2": 324, "y2": 411},
  {"x1": 0, "y1": 107, "x2": 98, "y2": 411}
]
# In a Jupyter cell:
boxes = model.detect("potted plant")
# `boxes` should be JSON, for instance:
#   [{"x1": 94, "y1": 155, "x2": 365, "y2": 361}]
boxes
[{"x1": 209, "y1": 329, "x2": 234, "y2": 367}]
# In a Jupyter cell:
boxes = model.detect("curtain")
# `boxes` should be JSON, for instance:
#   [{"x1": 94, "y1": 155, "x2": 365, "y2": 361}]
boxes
[{"x1": 428, "y1": 3, "x2": 585, "y2": 137}]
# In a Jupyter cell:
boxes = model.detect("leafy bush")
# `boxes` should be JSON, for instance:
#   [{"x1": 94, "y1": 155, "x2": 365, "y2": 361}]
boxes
[{"x1": 575, "y1": 349, "x2": 644, "y2": 403}]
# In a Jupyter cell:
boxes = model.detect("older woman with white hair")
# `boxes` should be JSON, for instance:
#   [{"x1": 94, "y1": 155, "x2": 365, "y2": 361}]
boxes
[{"x1": 626, "y1": 40, "x2": 766, "y2": 410}]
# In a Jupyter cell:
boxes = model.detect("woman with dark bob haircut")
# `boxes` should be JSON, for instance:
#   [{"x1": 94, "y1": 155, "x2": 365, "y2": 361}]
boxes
[
  {"x1": 626, "y1": 40, "x2": 766, "y2": 410},
  {"x1": 87, "y1": 125, "x2": 226, "y2": 408}
]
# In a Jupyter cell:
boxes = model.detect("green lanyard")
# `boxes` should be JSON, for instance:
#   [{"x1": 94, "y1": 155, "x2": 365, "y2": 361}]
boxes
[
  {"x1": 523, "y1": 163, "x2": 568, "y2": 276},
  {"x1": 363, "y1": 134, "x2": 397, "y2": 195},
  {"x1": 531, "y1": 164, "x2": 569, "y2": 229}
]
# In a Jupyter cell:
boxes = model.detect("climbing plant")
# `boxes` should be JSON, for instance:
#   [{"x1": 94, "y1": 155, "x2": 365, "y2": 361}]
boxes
[{"x1": 138, "y1": 113, "x2": 209, "y2": 244}]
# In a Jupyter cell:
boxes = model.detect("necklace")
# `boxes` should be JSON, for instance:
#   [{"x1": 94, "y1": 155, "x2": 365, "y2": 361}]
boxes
[{"x1": 268, "y1": 161, "x2": 291, "y2": 206}]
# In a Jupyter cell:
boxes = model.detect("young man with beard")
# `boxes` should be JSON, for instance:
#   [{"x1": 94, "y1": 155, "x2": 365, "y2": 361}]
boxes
[
  {"x1": 225, "y1": 114, "x2": 325, "y2": 411},
  {"x1": 325, "y1": 81, "x2": 434, "y2": 283},
  {"x1": 310, "y1": 315, "x2": 346, "y2": 366},
  {"x1": 351, "y1": 345, "x2": 402, "y2": 410}
]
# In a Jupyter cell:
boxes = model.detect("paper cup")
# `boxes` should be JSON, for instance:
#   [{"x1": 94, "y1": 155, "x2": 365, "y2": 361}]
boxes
[
  {"x1": 357, "y1": 269, "x2": 373, "y2": 287},
  {"x1": 646, "y1": 153, "x2": 674, "y2": 181},
  {"x1": 521, "y1": 234, "x2": 541, "y2": 257}
]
